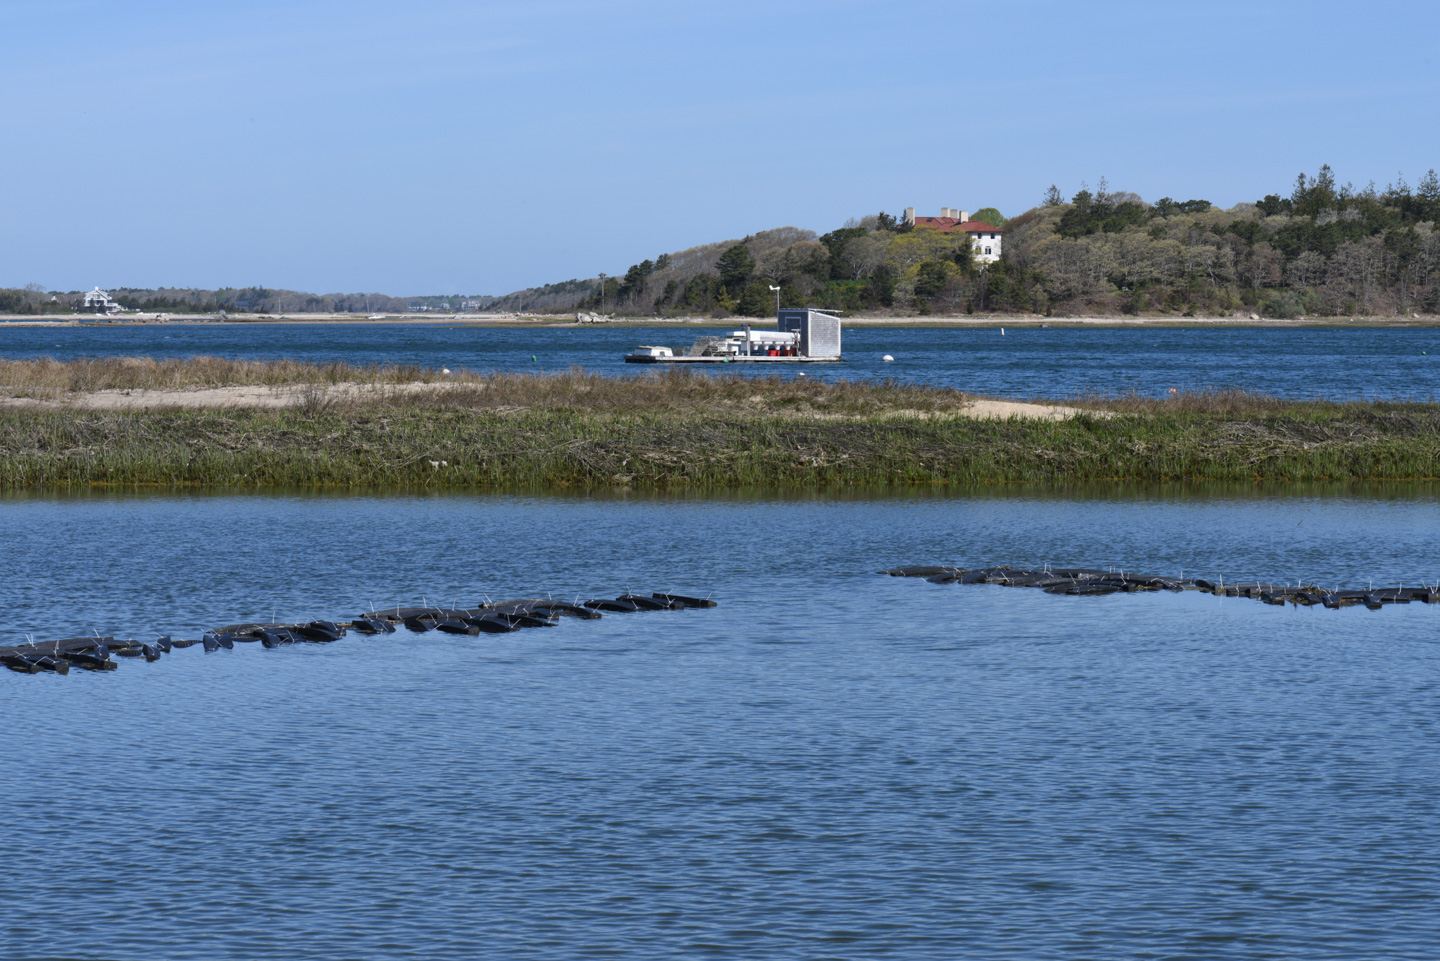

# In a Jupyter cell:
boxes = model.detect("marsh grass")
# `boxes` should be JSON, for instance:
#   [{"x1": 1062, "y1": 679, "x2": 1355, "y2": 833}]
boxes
[
  {"x1": 1063, "y1": 386, "x2": 1380, "y2": 417},
  {"x1": 0, "y1": 356, "x2": 974, "y2": 416},
  {"x1": 0, "y1": 356, "x2": 440, "y2": 392},
  {"x1": 2, "y1": 359, "x2": 1438, "y2": 490}
]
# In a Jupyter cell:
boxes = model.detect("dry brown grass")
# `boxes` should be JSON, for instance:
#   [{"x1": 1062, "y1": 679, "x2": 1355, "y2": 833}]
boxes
[
  {"x1": 1062, "y1": 387, "x2": 1349, "y2": 417},
  {"x1": 0, "y1": 356, "x2": 443, "y2": 392},
  {"x1": 0, "y1": 357, "x2": 975, "y2": 417}
]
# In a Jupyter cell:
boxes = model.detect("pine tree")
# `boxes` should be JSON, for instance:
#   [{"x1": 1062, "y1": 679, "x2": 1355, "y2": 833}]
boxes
[{"x1": 1418, "y1": 169, "x2": 1440, "y2": 222}]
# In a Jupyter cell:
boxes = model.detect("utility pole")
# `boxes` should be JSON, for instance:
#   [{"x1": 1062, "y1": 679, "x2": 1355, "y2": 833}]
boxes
[{"x1": 598, "y1": 273, "x2": 606, "y2": 314}]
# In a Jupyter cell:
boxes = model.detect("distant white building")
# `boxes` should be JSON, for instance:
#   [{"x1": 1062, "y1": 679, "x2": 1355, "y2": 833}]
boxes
[
  {"x1": 902, "y1": 207, "x2": 1004, "y2": 263},
  {"x1": 82, "y1": 287, "x2": 122, "y2": 314}
]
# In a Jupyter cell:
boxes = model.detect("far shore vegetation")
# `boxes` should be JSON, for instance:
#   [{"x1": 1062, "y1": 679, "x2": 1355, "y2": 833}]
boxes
[
  {"x1": 563, "y1": 166, "x2": 1440, "y2": 321},
  {"x1": 8, "y1": 164, "x2": 1436, "y2": 323},
  {"x1": 5, "y1": 165, "x2": 1438, "y2": 323},
  {"x1": 2, "y1": 359, "x2": 1437, "y2": 492}
]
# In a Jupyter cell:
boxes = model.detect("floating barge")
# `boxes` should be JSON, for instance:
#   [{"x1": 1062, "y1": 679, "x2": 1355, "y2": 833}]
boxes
[{"x1": 625, "y1": 308, "x2": 844, "y2": 364}]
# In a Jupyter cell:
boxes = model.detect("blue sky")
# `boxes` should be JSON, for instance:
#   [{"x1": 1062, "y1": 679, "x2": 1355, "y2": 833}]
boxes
[{"x1": 3, "y1": 0, "x2": 1437, "y2": 295}]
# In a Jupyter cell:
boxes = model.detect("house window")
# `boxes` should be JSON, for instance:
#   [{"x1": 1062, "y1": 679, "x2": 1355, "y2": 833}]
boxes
[{"x1": 984, "y1": 246, "x2": 992, "y2": 255}]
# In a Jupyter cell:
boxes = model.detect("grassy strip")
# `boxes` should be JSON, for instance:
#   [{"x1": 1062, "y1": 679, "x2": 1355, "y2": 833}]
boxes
[
  {"x1": 3, "y1": 399, "x2": 1438, "y2": 490},
  {"x1": 2, "y1": 361, "x2": 1439, "y2": 489}
]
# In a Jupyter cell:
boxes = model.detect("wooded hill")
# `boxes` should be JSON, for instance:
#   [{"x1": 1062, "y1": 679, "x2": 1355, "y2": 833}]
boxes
[
  {"x1": 7, "y1": 166, "x2": 1436, "y2": 319},
  {"x1": 494, "y1": 166, "x2": 1440, "y2": 318}
]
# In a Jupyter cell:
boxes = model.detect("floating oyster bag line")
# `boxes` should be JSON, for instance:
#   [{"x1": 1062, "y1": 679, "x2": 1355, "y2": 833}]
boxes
[
  {"x1": 882, "y1": 564, "x2": 1440, "y2": 610},
  {"x1": 0, "y1": 592, "x2": 718, "y2": 677}
]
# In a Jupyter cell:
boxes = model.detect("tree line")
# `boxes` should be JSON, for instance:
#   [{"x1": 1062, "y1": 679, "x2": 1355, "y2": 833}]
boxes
[
  {"x1": 10, "y1": 166, "x2": 1436, "y2": 319},
  {"x1": 992, "y1": 167, "x2": 1440, "y2": 317},
  {"x1": 534, "y1": 165, "x2": 1440, "y2": 318},
  {"x1": 0, "y1": 286, "x2": 498, "y2": 316}
]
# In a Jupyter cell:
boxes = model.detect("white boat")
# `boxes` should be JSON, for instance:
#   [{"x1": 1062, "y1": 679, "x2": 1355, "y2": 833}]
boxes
[{"x1": 625, "y1": 345, "x2": 675, "y2": 362}]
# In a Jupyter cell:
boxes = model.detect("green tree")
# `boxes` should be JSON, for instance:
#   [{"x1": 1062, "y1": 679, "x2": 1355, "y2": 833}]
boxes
[
  {"x1": 953, "y1": 236, "x2": 975, "y2": 275},
  {"x1": 682, "y1": 274, "x2": 717, "y2": 310},
  {"x1": 971, "y1": 207, "x2": 1007, "y2": 228},
  {"x1": 1058, "y1": 189, "x2": 1095, "y2": 237},
  {"x1": 715, "y1": 244, "x2": 755, "y2": 288},
  {"x1": 819, "y1": 226, "x2": 867, "y2": 280},
  {"x1": 913, "y1": 261, "x2": 953, "y2": 299},
  {"x1": 591, "y1": 276, "x2": 620, "y2": 309},
  {"x1": 866, "y1": 265, "x2": 897, "y2": 307},
  {"x1": 1256, "y1": 194, "x2": 1291, "y2": 216},
  {"x1": 656, "y1": 279, "x2": 679, "y2": 310},
  {"x1": 736, "y1": 282, "x2": 774, "y2": 317},
  {"x1": 714, "y1": 283, "x2": 738, "y2": 314},
  {"x1": 1043, "y1": 185, "x2": 1064, "y2": 207},
  {"x1": 885, "y1": 228, "x2": 966, "y2": 273},
  {"x1": 1292, "y1": 165, "x2": 1338, "y2": 217},
  {"x1": 1417, "y1": 169, "x2": 1440, "y2": 221},
  {"x1": 618, "y1": 259, "x2": 654, "y2": 304}
]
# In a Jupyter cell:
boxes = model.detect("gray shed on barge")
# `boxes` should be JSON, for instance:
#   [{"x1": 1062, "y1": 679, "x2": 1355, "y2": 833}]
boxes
[{"x1": 778, "y1": 308, "x2": 842, "y2": 359}]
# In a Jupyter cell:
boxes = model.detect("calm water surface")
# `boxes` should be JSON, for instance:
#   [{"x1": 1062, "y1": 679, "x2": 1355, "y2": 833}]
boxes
[
  {"x1": 4, "y1": 321, "x2": 1439, "y2": 398},
  {"x1": 3, "y1": 490, "x2": 1439, "y2": 959}
]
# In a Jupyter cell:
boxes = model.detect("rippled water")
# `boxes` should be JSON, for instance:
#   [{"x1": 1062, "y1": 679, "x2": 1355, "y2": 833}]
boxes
[
  {"x1": 3, "y1": 321, "x2": 1439, "y2": 398},
  {"x1": 3, "y1": 490, "x2": 1439, "y2": 959}
]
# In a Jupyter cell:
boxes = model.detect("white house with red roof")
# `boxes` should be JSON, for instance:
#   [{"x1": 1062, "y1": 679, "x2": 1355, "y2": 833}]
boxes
[{"x1": 902, "y1": 207, "x2": 1003, "y2": 263}]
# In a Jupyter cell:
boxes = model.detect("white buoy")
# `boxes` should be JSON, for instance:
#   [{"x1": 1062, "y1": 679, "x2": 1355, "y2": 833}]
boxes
[
  {"x1": 882, "y1": 354, "x2": 894, "y2": 362},
  {"x1": 1000, "y1": 327, "x2": 1005, "y2": 336}
]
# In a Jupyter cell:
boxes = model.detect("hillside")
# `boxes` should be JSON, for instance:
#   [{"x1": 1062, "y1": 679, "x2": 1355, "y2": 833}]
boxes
[
  {"x1": 492, "y1": 165, "x2": 1440, "y2": 319},
  {"x1": 8, "y1": 166, "x2": 1436, "y2": 321},
  {"x1": 484, "y1": 225, "x2": 828, "y2": 315}
]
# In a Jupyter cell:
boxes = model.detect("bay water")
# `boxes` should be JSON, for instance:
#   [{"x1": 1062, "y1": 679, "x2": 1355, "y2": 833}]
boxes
[
  {"x1": 3, "y1": 321, "x2": 1439, "y2": 399},
  {"x1": 3, "y1": 489, "x2": 1439, "y2": 959}
]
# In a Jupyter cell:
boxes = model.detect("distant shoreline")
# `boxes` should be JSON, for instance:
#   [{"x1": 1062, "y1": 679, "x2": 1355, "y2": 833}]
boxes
[{"x1": 3, "y1": 312, "x2": 1438, "y2": 329}]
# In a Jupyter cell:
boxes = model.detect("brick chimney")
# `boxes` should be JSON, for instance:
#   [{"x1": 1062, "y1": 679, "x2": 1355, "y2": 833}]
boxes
[
  {"x1": 959, "y1": 209, "x2": 970, "y2": 223},
  {"x1": 903, "y1": 207, "x2": 915, "y2": 225}
]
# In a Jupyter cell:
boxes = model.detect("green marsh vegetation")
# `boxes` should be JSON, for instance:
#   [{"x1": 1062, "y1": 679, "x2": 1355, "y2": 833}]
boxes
[{"x1": 1, "y1": 359, "x2": 1437, "y2": 491}]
